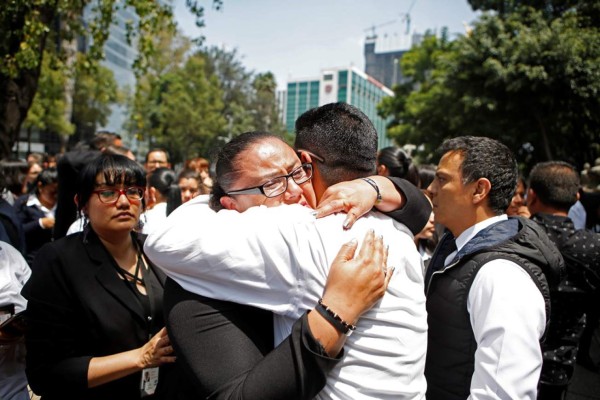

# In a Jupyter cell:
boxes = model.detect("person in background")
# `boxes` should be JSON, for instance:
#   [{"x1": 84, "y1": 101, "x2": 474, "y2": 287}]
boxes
[
  {"x1": 21, "y1": 162, "x2": 42, "y2": 195},
  {"x1": 142, "y1": 168, "x2": 181, "y2": 235},
  {"x1": 0, "y1": 241, "x2": 31, "y2": 400},
  {"x1": 184, "y1": 157, "x2": 213, "y2": 189},
  {"x1": 23, "y1": 154, "x2": 176, "y2": 399},
  {"x1": 526, "y1": 161, "x2": 600, "y2": 398},
  {"x1": 377, "y1": 146, "x2": 420, "y2": 187},
  {"x1": 424, "y1": 136, "x2": 563, "y2": 400},
  {"x1": 506, "y1": 176, "x2": 530, "y2": 217},
  {"x1": 177, "y1": 169, "x2": 206, "y2": 204},
  {"x1": 418, "y1": 164, "x2": 436, "y2": 191},
  {"x1": 14, "y1": 168, "x2": 58, "y2": 265},
  {"x1": 0, "y1": 161, "x2": 29, "y2": 206},
  {"x1": 568, "y1": 187, "x2": 587, "y2": 230},
  {"x1": 144, "y1": 149, "x2": 171, "y2": 176},
  {"x1": 414, "y1": 194, "x2": 437, "y2": 270},
  {"x1": 0, "y1": 172, "x2": 26, "y2": 255}
]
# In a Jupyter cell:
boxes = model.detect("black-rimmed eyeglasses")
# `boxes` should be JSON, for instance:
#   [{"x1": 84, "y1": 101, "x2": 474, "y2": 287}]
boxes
[
  {"x1": 93, "y1": 187, "x2": 145, "y2": 204},
  {"x1": 226, "y1": 163, "x2": 313, "y2": 198}
]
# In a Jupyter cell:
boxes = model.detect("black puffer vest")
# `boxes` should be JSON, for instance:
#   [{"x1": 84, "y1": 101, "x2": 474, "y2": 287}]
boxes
[{"x1": 424, "y1": 217, "x2": 564, "y2": 400}]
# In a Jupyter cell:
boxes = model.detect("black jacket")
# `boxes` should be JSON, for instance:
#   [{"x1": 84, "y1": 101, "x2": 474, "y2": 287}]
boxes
[
  {"x1": 14, "y1": 194, "x2": 52, "y2": 265},
  {"x1": 532, "y1": 213, "x2": 600, "y2": 385},
  {"x1": 425, "y1": 217, "x2": 564, "y2": 400},
  {"x1": 164, "y1": 278, "x2": 339, "y2": 400},
  {"x1": 22, "y1": 229, "x2": 175, "y2": 400}
]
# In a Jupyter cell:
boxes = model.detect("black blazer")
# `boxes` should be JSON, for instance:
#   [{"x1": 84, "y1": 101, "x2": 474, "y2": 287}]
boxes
[
  {"x1": 22, "y1": 229, "x2": 174, "y2": 400},
  {"x1": 14, "y1": 194, "x2": 52, "y2": 265}
]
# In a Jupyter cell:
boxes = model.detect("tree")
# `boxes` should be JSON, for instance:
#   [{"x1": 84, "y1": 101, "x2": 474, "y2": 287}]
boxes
[
  {"x1": 23, "y1": 52, "x2": 75, "y2": 148},
  {"x1": 0, "y1": 0, "x2": 220, "y2": 160},
  {"x1": 203, "y1": 46, "x2": 256, "y2": 139},
  {"x1": 250, "y1": 72, "x2": 286, "y2": 136},
  {"x1": 72, "y1": 55, "x2": 122, "y2": 143},
  {"x1": 379, "y1": 6, "x2": 600, "y2": 168}
]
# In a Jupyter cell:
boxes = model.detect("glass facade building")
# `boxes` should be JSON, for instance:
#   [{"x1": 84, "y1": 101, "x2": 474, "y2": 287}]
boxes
[{"x1": 285, "y1": 67, "x2": 393, "y2": 149}]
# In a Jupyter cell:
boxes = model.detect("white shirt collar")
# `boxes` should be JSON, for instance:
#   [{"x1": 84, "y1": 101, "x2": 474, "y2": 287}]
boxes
[
  {"x1": 26, "y1": 193, "x2": 56, "y2": 216},
  {"x1": 455, "y1": 214, "x2": 508, "y2": 253}
]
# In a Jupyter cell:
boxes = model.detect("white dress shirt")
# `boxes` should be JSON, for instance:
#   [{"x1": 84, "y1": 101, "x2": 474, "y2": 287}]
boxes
[
  {"x1": 0, "y1": 242, "x2": 31, "y2": 400},
  {"x1": 142, "y1": 202, "x2": 168, "y2": 235},
  {"x1": 446, "y1": 216, "x2": 546, "y2": 400},
  {"x1": 145, "y1": 195, "x2": 427, "y2": 400}
]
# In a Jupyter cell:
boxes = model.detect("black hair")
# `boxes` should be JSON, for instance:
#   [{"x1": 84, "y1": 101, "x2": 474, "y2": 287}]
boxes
[
  {"x1": 32, "y1": 168, "x2": 58, "y2": 195},
  {"x1": 439, "y1": 136, "x2": 517, "y2": 215},
  {"x1": 529, "y1": 161, "x2": 580, "y2": 211},
  {"x1": 148, "y1": 167, "x2": 182, "y2": 216},
  {"x1": 76, "y1": 154, "x2": 146, "y2": 212},
  {"x1": 418, "y1": 164, "x2": 436, "y2": 190},
  {"x1": 377, "y1": 146, "x2": 420, "y2": 186},
  {"x1": 0, "y1": 160, "x2": 29, "y2": 196},
  {"x1": 210, "y1": 131, "x2": 283, "y2": 211},
  {"x1": 294, "y1": 102, "x2": 377, "y2": 186},
  {"x1": 90, "y1": 131, "x2": 119, "y2": 150}
]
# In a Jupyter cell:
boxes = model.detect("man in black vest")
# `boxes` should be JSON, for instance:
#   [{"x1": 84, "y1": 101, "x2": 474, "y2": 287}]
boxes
[
  {"x1": 527, "y1": 161, "x2": 600, "y2": 398},
  {"x1": 424, "y1": 136, "x2": 563, "y2": 400}
]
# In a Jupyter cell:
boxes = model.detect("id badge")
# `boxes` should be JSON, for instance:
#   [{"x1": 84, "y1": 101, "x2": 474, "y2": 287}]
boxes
[{"x1": 140, "y1": 367, "x2": 159, "y2": 397}]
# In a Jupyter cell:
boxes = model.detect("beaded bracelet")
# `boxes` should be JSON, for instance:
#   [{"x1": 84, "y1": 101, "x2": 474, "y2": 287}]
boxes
[{"x1": 316, "y1": 298, "x2": 357, "y2": 336}]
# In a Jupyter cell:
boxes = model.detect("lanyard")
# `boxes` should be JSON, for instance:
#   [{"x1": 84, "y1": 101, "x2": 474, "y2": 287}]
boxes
[{"x1": 111, "y1": 244, "x2": 157, "y2": 338}]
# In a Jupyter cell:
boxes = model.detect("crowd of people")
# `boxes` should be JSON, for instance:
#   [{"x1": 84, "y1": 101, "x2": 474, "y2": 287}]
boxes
[{"x1": 0, "y1": 101, "x2": 599, "y2": 400}]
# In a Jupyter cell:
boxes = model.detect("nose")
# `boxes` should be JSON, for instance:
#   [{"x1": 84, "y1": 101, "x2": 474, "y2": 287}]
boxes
[
  {"x1": 115, "y1": 191, "x2": 130, "y2": 207},
  {"x1": 284, "y1": 177, "x2": 304, "y2": 203},
  {"x1": 427, "y1": 181, "x2": 436, "y2": 197}
]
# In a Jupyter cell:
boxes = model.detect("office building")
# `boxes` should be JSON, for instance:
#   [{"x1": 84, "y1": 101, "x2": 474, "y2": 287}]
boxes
[
  {"x1": 364, "y1": 32, "x2": 423, "y2": 89},
  {"x1": 285, "y1": 66, "x2": 394, "y2": 149}
]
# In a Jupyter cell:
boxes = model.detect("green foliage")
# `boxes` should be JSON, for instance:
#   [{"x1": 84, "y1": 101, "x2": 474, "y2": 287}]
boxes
[
  {"x1": 251, "y1": 72, "x2": 287, "y2": 136},
  {"x1": 72, "y1": 54, "x2": 122, "y2": 140},
  {"x1": 379, "y1": 6, "x2": 600, "y2": 168},
  {"x1": 23, "y1": 52, "x2": 75, "y2": 136},
  {"x1": 0, "y1": 0, "x2": 219, "y2": 159}
]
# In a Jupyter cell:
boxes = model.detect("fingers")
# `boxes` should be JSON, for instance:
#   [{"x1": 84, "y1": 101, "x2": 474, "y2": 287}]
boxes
[
  {"x1": 333, "y1": 237, "x2": 359, "y2": 263},
  {"x1": 315, "y1": 199, "x2": 345, "y2": 219},
  {"x1": 356, "y1": 229, "x2": 376, "y2": 260},
  {"x1": 342, "y1": 210, "x2": 359, "y2": 230},
  {"x1": 383, "y1": 266, "x2": 395, "y2": 288}
]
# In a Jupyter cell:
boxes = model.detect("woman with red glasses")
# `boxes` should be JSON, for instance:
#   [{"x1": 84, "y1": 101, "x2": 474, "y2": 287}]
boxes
[{"x1": 22, "y1": 154, "x2": 177, "y2": 399}]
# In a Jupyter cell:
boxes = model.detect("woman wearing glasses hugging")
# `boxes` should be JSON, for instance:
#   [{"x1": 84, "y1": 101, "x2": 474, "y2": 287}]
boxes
[{"x1": 21, "y1": 154, "x2": 179, "y2": 399}]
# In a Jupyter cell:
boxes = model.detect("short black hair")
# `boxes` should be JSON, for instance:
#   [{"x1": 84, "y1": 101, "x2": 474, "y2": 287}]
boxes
[
  {"x1": 90, "y1": 131, "x2": 119, "y2": 150},
  {"x1": 294, "y1": 102, "x2": 377, "y2": 186},
  {"x1": 210, "y1": 131, "x2": 283, "y2": 211},
  {"x1": 439, "y1": 136, "x2": 517, "y2": 215},
  {"x1": 77, "y1": 154, "x2": 146, "y2": 212},
  {"x1": 33, "y1": 168, "x2": 58, "y2": 194},
  {"x1": 529, "y1": 161, "x2": 579, "y2": 211}
]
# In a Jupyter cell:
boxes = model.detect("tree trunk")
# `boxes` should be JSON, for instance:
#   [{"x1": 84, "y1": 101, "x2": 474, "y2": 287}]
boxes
[
  {"x1": 0, "y1": 3, "x2": 57, "y2": 160},
  {"x1": 59, "y1": 18, "x2": 78, "y2": 153},
  {"x1": 0, "y1": 72, "x2": 42, "y2": 160}
]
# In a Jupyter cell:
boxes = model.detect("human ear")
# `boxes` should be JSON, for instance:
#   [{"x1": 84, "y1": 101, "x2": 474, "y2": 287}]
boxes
[
  {"x1": 298, "y1": 150, "x2": 312, "y2": 164},
  {"x1": 377, "y1": 164, "x2": 388, "y2": 176},
  {"x1": 220, "y1": 196, "x2": 237, "y2": 211},
  {"x1": 472, "y1": 178, "x2": 492, "y2": 205}
]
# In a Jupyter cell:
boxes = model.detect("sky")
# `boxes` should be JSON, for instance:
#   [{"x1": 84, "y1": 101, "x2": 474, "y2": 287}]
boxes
[{"x1": 174, "y1": 1, "x2": 480, "y2": 90}]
